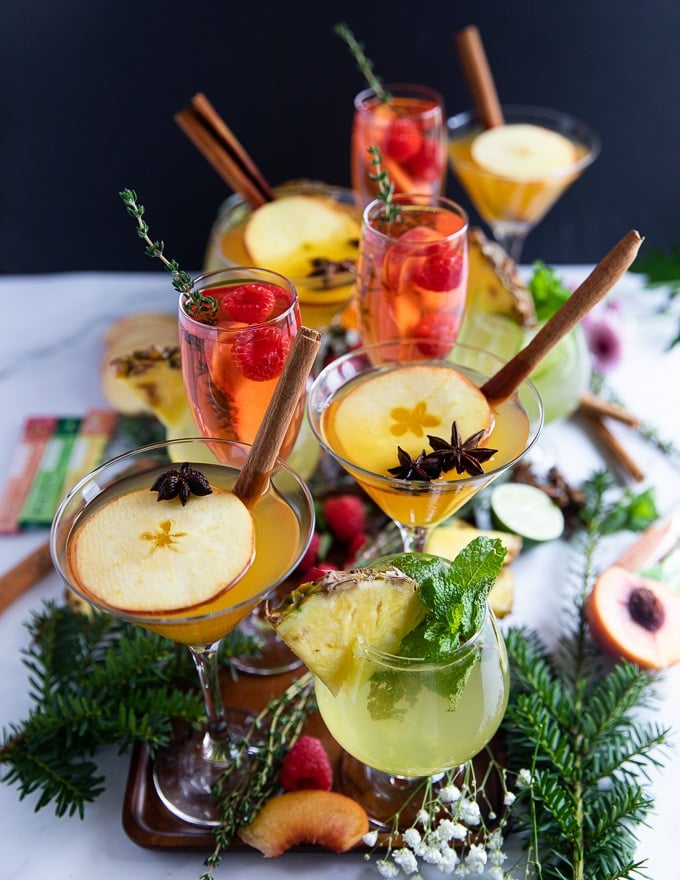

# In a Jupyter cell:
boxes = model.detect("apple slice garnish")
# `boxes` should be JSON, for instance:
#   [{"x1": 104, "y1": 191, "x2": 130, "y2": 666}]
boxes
[
  {"x1": 471, "y1": 123, "x2": 578, "y2": 181},
  {"x1": 243, "y1": 195, "x2": 360, "y2": 278},
  {"x1": 71, "y1": 486, "x2": 254, "y2": 614}
]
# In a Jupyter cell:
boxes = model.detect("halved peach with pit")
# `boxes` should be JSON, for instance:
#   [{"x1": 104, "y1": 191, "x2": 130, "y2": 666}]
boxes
[{"x1": 586, "y1": 565, "x2": 680, "y2": 669}]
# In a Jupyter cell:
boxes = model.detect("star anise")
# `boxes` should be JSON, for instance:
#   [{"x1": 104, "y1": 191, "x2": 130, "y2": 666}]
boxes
[
  {"x1": 307, "y1": 256, "x2": 357, "y2": 288},
  {"x1": 388, "y1": 447, "x2": 443, "y2": 481},
  {"x1": 426, "y1": 422, "x2": 498, "y2": 477},
  {"x1": 150, "y1": 462, "x2": 213, "y2": 506}
]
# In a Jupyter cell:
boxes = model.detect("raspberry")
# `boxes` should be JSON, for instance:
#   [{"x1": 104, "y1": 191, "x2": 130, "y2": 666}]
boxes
[
  {"x1": 415, "y1": 254, "x2": 464, "y2": 291},
  {"x1": 322, "y1": 495, "x2": 366, "y2": 542},
  {"x1": 384, "y1": 118, "x2": 423, "y2": 162},
  {"x1": 303, "y1": 562, "x2": 339, "y2": 582},
  {"x1": 280, "y1": 736, "x2": 333, "y2": 792},
  {"x1": 405, "y1": 138, "x2": 445, "y2": 182},
  {"x1": 296, "y1": 531, "x2": 322, "y2": 574},
  {"x1": 413, "y1": 314, "x2": 461, "y2": 357},
  {"x1": 232, "y1": 325, "x2": 290, "y2": 381},
  {"x1": 218, "y1": 282, "x2": 277, "y2": 324}
]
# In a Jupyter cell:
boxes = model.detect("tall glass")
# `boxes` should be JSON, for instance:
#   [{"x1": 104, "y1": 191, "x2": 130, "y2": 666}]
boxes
[
  {"x1": 447, "y1": 105, "x2": 600, "y2": 262},
  {"x1": 50, "y1": 438, "x2": 314, "y2": 826},
  {"x1": 178, "y1": 266, "x2": 303, "y2": 460},
  {"x1": 203, "y1": 181, "x2": 362, "y2": 331},
  {"x1": 307, "y1": 340, "x2": 543, "y2": 553},
  {"x1": 352, "y1": 83, "x2": 447, "y2": 207},
  {"x1": 357, "y1": 194, "x2": 468, "y2": 350}
]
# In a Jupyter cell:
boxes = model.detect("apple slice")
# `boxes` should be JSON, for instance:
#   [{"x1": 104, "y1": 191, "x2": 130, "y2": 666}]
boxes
[
  {"x1": 331, "y1": 364, "x2": 493, "y2": 475},
  {"x1": 71, "y1": 485, "x2": 254, "y2": 613},
  {"x1": 243, "y1": 195, "x2": 360, "y2": 278},
  {"x1": 471, "y1": 124, "x2": 578, "y2": 181}
]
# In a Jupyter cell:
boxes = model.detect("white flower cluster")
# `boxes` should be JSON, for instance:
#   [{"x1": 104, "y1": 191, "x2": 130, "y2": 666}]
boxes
[{"x1": 363, "y1": 768, "x2": 528, "y2": 878}]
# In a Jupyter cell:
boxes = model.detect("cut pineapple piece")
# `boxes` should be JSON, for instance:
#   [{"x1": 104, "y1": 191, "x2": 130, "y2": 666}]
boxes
[
  {"x1": 466, "y1": 228, "x2": 535, "y2": 326},
  {"x1": 267, "y1": 568, "x2": 427, "y2": 695}
]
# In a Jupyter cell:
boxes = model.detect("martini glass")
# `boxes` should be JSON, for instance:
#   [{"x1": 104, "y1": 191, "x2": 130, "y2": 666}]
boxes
[
  {"x1": 447, "y1": 105, "x2": 600, "y2": 262},
  {"x1": 311, "y1": 555, "x2": 509, "y2": 828},
  {"x1": 179, "y1": 266, "x2": 306, "y2": 674},
  {"x1": 50, "y1": 437, "x2": 314, "y2": 826},
  {"x1": 307, "y1": 340, "x2": 543, "y2": 554}
]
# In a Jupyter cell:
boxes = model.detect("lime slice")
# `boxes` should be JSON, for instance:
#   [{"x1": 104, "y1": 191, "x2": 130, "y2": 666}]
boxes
[{"x1": 490, "y1": 482, "x2": 564, "y2": 542}]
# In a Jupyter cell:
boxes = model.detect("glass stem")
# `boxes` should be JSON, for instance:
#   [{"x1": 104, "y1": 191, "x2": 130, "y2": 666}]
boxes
[
  {"x1": 397, "y1": 524, "x2": 429, "y2": 553},
  {"x1": 189, "y1": 642, "x2": 231, "y2": 761},
  {"x1": 491, "y1": 225, "x2": 528, "y2": 264}
]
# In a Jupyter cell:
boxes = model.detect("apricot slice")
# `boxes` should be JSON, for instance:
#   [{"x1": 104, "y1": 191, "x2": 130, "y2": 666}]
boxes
[
  {"x1": 238, "y1": 790, "x2": 369, "y2": 857},
  {"x1": 586, "y1": 565, "x2": 680, "y2": 669}
]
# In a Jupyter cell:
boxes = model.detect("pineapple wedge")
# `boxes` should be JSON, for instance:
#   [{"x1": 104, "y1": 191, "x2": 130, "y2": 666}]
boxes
[
  {"x1": 267, "y1": 568, "x2": 427, "y2": 695},
  {"x1": 466, "y1": 228, "x2": 535, "y2": 326},
  {"x1": 110, "y1": 345, "x2": 191, "y2": 432}
]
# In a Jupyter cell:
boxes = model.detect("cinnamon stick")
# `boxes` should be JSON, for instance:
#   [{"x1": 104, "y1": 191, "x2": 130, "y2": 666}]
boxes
[
  {"x1": 233, "y1": 327, "x2": 321, "y2": 505},
  {"x1": 578, "y1": 391, "x2": 640, "y2": 428},
  {"x1": 581, "y1": 412, "x2": 645, "y2": 482},
  {"x1": 174, "y1": 94, "x2": 274, "y2": 209},
  {"x1": 455, "y1": 25, "x2": 504, "y2": 129},
  {"x1": 481, "y1": 230, "x2": 644, "y2": 404},
  {"x1": 0, "y1": 539, "x2": 53, "y2": 613}
]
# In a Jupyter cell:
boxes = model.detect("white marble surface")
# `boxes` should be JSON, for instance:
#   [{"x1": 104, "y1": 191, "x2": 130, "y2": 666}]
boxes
[{"x1": 0, "y1": 270, "x2": 678, "y2": 880}]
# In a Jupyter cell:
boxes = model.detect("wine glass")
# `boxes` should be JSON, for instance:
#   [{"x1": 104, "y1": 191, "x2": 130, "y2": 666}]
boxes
[
  {"x1": 357, "y1": 193, "x2": 469, "y2": 350},
  {"x1": 307, "y1": 340, "x2": 543, "y2": 554},
  {"x1": 50, "y1": 437, "x2": 314, "y2": 826},
  {"x1": 179, "y1": 266, "x2": 306, "y2": 674},
  {"x1": 352, "y1": 83, "x2": 447, "y2": 207},
  {"x1": 311, "y1": 556, "x2": 509, "y2": 828},
  {"x1": 447, "y1": 105, "x2": 600, "y2": 262}
]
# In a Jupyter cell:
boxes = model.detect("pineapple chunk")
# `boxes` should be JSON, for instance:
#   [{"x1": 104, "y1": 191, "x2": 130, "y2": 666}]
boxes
[
  {"x1": 267, "y1": 568, "x2": 427, "y2": 695},
  {"x1": 466, "y1": 228, "x2": 535, "y2": 326}
]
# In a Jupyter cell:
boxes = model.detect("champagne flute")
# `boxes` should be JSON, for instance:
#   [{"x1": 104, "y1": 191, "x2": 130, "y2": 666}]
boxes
[
  {"x1": 447, "y1": 105, "x2": 600, "y2": 262},
  {"x1": 50, "y1": 437, "x2": 314, "y2": 826},
  {"x1": 307, "y1": 340, "x2": 543, "y2": 554}
]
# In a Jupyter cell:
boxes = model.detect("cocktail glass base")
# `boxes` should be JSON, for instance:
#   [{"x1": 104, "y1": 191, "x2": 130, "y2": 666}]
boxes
[
  {"x1": 338, "y1": 751, "x2": 448, "y2": 830},
  {"x1": 151, "y1": 708, "x2": 258, "y2": 827}
]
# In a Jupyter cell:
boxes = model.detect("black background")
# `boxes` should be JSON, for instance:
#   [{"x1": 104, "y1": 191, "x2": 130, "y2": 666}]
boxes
[{"x1": 1, "y1": 1, "x2": 677, "y2": 274}]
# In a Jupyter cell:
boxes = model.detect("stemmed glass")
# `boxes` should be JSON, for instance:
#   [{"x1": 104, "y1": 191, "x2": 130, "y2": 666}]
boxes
[
  {"x1": 50, "y1": 437, "x2": 314, "y2": 826},
  {"x1": 179, "y1": 266, "x2": 306, "y2": 674},
  {"x1": 310, "y1": 556, "x2": 509, "y2": 827},
  {"x1": 447, "y1": 105, "x2": 600, "y2": 262},
  {"x1": 307, "y1": 340, "x2": 543, "y2": 554}
]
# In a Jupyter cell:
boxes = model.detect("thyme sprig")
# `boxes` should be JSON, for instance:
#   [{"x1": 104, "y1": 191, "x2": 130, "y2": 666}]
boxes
[
  {"x1": 200, "y1": 673, "x2": 316, "y2": 880},
  {"x1": 502, "y1": 472, "x2": 670, "y2": 880},
  {"x1": 367, "y1": 145, "x2": 400, "y2": 223},
  {"x1": 334, "y1": 22, "x2": 391, "y2": 102},
  {"x1": 119, "y1": 188, "x2": 217, "y2": 324}
]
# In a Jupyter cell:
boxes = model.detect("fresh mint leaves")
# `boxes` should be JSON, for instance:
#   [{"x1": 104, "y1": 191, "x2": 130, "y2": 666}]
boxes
[
  {"x1": 367, "y1": 539, "x2": 507, "y2": 718},
  {"x1": 527, "y1": 261, "x2": 572, "y2": 321}
]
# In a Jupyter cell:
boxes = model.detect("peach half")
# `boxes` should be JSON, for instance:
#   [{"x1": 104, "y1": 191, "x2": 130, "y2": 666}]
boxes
[
  {"x1": 586, "y1": 564, "x2": 680, "y2": 670},
  {"x1": 238, "y1": 790, "x2": 369, "y2": 857}
]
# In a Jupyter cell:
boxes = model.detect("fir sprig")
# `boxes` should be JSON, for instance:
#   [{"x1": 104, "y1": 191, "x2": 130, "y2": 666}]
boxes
[
  {"x1": 367, "y1": 145, "x2": 400, "y2": 222},
  {"x1": 502, "y1": 473, "x2": 670, "y2": 880},
  {"x1": 200, "y1": 673, "x2": 316, "y2": 880},
  {"x1": 119, "y1": 188, "x2": 218, "y2": 324},
  {"x1": 334, "y1": 22, "x2": 391, "y2": 102}
]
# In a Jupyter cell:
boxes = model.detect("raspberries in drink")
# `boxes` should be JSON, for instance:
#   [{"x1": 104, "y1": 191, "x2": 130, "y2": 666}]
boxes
[
  {"x1": 232, "y1": 325, "x2": 290, "y2": 381},
  {"x1": 415, "y1": 253, "x2": 464, "y2": 291},
  {"x1": 218, "y1": 283, "x2": 277, "y2": 323},
  {"x1": 384, "y1": 118, "x2": 423, "y2": 162}
]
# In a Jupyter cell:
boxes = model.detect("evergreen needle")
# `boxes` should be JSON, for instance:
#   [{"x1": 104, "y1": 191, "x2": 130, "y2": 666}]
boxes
[{"x1": 334, "y1": 22, "x2": 391, "y2": 102}]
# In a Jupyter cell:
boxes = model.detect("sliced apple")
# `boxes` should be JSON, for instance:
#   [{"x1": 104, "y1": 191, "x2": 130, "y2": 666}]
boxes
[
  {"x1": 586, "y1": 565, "x2": 680, "y2": 669},
  {"x1": 471, "y1": 124, "x2": 578, "y2": 181},
  {"x1": 238, "y1": 790, "x2": 369, "y2": 857},
  {"x1": 331, "y1": 364, "x2": 493, "y2": 476},
  {"x1": 70, "y1": 485, "x2": 254, "y2": 614},
  {"x1": 243, "y1": 195, "x2": 360, "y2": 278}
]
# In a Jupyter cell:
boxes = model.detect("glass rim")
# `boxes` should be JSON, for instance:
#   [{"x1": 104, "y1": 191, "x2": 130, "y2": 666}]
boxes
[
  {"x1": 307, "y1": 338, "x2": 544, "y2": 488},
  {"x1": 50, "y1": 437, "x2": 315, "y2": 627},
  {"x1": 362, "y1": 194, "x2": 469, "y2": 244},
  {"x1": 354, "y1": 82, "x2": 445, "y2": 115},
  {"x1": 178, "y1": 265, "x2": 300, "y2": 331},
  {"x1": 447, "y1": 103, "x2": 601, "y2": 176}
]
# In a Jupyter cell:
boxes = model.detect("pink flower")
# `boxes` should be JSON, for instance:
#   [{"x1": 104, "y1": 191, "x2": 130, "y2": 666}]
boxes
[{"x1": 583, "y1": 304, "x2": 623, "y2": 372}]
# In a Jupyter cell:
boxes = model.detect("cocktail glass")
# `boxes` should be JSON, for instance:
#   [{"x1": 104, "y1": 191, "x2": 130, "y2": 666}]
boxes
[
  {"x1": 203, "y1": 181, "x2": 361, "y2": 331},
  {"x1": 352, "y1": 83, "x2": 447, "y2": 207},
  {"x1": 447, "y1": 105, "x2": 600, "y2": 262},
  {"x1": 312, "y1": 557, "x2": 508, "y2": 828},
  {"x1": 307, "y1": 340, "x2": 543, "y2": 553},
  {"x1": 357, "y1": 193, "x2": 468, "y2": 350},
  {"x1": 179, "y1": 266, "x2": 305, "y2": 674},
  {"x1": 50, "y1": 437, "x2": 314, "y2": 826}
]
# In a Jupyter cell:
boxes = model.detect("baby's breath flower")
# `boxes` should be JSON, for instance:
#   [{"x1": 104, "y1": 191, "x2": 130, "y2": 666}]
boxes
[
  {"x1": 488, "y1": 868, "x2": 505, "y2": 880},
  {"x1": 363, "y1": 830, "x2": 380, "y2": 847},
  {"x1": 438, "y1": 846, "x2": 460, "y2": 874},
  {"x1": 460, "y1": 798, "x2": 482, "y2": 826},
  {"x1": 377, "y1": 858, "x2": 400, "y2": 878},
  {"x1": 435, "y1": 818, "x2": 457, "y2": 842},
  {"x1": 439, "y1": 784, "x2": 461, "y2": 803},
  {"x1": 516, "y1": 768, "x2": 534, "y2": 788},
  {"x1": 423, "y1": 846, "x2": 444, "y2": 865},
  {"x1": 503, "y1": 790, "x2": 516, "y2": 806},
  {"x1": 416, "y1": 808, "x2": 431, "y2": 827},
  {"x1": 464, "y1": 843, "x2": 488, "y2": 873},
  {"x1": 402, "y1": 827, "x2": 422, "y2": 849},
  {"x1": 393, "y1": 847, "x2": 419, "y2": 874},
  {"x1": 450, "y1": 822, "x2": 469, "y2": 840}
]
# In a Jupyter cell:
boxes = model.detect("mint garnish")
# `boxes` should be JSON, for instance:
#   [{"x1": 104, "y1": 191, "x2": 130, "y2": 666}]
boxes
[
  {"x1": 367, "y1": 538, "x2": 507, "y2": 719},
  {"x1": 527, "y1": 260, "x2": 572, "y2": 321}
]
